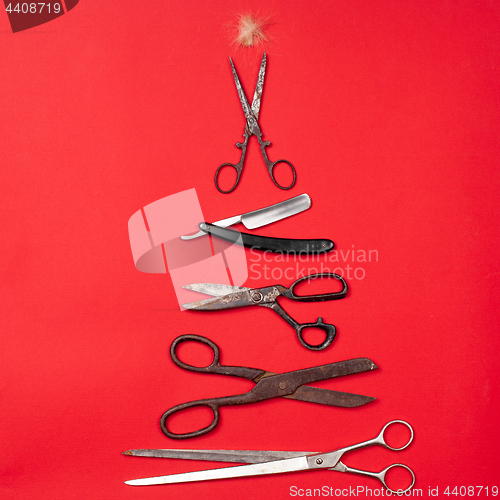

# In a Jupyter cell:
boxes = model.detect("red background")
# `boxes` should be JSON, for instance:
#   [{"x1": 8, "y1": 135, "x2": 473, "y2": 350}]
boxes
[{"x1": 1, "y1": 1, "x2": 499, "y2": 499}]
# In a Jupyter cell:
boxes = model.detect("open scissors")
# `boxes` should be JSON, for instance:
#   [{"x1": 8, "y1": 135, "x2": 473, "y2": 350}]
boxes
[
  {"x1": 159, "y1": 334, "x2": 377, "y2": 439},
  {"x1": 125, "y1": 420, "x2": 415, "y2": 495},
  {"x1": 182, "y1": 273, "x2": 348, "y2": 351},
  {"x1": 215, "y1": 52, "x2": 296, "y2": 193}
]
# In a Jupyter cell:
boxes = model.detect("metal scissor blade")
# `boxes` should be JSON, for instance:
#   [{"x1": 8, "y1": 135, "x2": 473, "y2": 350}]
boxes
[
  {"x1": 125, "y1": 455, "x2": 310, "y2": 486},
  {"x1": 182, "y1": 289, "x2": 254, "y2": 310},
  {"x1": 283, "y1": 359, "x2": 378, "y2": 390},
  {"x1": 229, "y1": 57, "x2": 254, "y2": 120},
  {"x1": 183, "y1": 283, "x2": 251, "y2": 297},
  {"x1": 123, "y1": 449, "x2": 315, "y2": 463},
  {"x1": 285, "y1": 385, "x2": 376, "y2": 408},
  {"x1": 251, "y1": 52, "x2": 266, "y2": 120}
]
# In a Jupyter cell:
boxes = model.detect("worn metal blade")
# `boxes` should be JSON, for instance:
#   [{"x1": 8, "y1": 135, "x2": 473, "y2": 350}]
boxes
[
  {"x1": 242, "y1": 193, "x2": 311, "y2": 229},
  {"x1": 180, "y1": 194, "x2": 311, "y2": 240},
  {"x1": 123, "y1": 449, "x2": 315, "y2": 463},
  {"x1": 251, "y1": 52, "x2": 266, "y2": 120},
  {"x1": 285, "y1": 385, "x2": 375, "y2": 408},
  {"x1": 182, "y1": 289, "x2": 256, "y2": 310},
  {"x1": 183, "y1": 283, "x2": 251, "y2": 297},
  {"x1": 229, "y1": 57, "x2": 254, "y2": 120},
  {"x1": 125, "y1": 455, "x2": 309, "y2": 486},
  {"x1": 279, "y1": 359, "x2": 378, "y2": 391}
]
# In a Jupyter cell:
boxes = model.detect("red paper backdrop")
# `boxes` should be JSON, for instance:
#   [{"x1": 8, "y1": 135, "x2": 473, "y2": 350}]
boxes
[{"x1": 1, "y1": 1, "x2": 499, "y2": 499}]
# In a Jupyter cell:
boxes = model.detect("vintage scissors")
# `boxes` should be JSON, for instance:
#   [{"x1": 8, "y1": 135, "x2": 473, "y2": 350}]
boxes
[
  {"x1": 125, "y1": 420, "x2": 415, "y2": 495},
  {"x1": 215, "y1": 52, "x2": 296, "y2": 193},
  {"x1": 182, "y1": 273, "x2": 348, "y2": 351},
  {"x1": 159, "y1": 334, "x2": 377, "y2": 439}
]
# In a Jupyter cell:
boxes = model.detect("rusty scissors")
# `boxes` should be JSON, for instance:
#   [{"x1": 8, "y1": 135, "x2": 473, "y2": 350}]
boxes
[
  {"x1": 160, "y1": 334, "x2": 377, "y2": 439},
  {"x1": 182, "y1": 273, "x2": 348, "y2": 351},
  {"x1": 215, "y1": 52, "x2": 296, "y2": 193}
]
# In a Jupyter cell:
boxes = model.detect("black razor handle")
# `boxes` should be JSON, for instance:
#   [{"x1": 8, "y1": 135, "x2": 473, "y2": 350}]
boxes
[{"x1": 199, "y1": 223, "x2": 334, "y2": 254}]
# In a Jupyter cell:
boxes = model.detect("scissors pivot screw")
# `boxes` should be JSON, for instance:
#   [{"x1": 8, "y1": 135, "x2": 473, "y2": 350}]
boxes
[
  {"x1": 251, "y1": 292, "x2": 263, "y2": 303},
  {"x1": 278, "y1": 381, "x2": 287, "y2": 390},
  {"x1": 316, "y1": 458, "x2": 324, "y2": 465}
]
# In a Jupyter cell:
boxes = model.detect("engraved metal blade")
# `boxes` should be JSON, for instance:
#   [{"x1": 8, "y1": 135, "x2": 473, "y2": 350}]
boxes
[
  {"x1": 229, "y1": 57, "x2": 254, "y2": 120},
  {"x1": 251, "y1": 52, "x2": 266, "y2": 120},
  {"x1": 183, "y1": 283, "x2": 251, "y2": 297},
  {"x1": 182, "y1": 289, "x2": 256, "y2": 310}
]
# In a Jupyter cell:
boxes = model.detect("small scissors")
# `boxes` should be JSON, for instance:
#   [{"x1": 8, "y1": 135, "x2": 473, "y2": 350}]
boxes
[
  {"x1": 125, "y1": 420, "x2": 416, "y2": 495},
  {"x1": 160, "y1": 334, "x2": 377, "y2": 439},
  {"x1": 182, "y1": 273, "x2": 348, "y2": 351},
  {"x1": 215, "y1": 52, "x2": 296, "y2": 193}
]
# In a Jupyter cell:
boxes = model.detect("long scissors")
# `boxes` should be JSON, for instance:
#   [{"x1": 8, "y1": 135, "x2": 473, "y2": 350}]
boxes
[
  {"x1": 125, "y1": 420, "x2": 416, "y2": 495},
  {"x1": 159, "y1": 334, "x2": 377, "y2": 439},
  {"x1": 182, "y1": 273, "x2": 348, "y2": 351},
  {"x1": 215, "y1": 52, "x2": 296, "y2": 193}
]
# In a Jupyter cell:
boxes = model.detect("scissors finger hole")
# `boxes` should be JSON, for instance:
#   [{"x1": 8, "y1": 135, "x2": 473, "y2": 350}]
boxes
[
  {"x1": 175, "y1": 339, "x2": 216, "y2": 369},
  {"x1": 165, "y1": 405, "x2": 217, "y2": 437},
  {"x1": 382, "y1": 464, "x2": 415, "y2": 495},
  {"x1": 299, "y1": 327, "x2": 331, "y2": 350},
  {"x1": 291, "y1": 273, "x2": 347, "y2": 299},
  {"x1": 381, "y1": 421, "x2": 414, "y2": 450},
  {"x1": 270, "y1": 160, "x2": 296, "y2": 190},
  {"x1": 215, "y1": 163, "x2": 239, "y2": 193}
]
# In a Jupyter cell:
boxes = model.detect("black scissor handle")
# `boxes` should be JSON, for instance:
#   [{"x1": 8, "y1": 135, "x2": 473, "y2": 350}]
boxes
[
  {"x1": 170, "y1": 334, "x2": 220, "y2": 373},
  {"x1": 163, "y1": 335, "x2": 266, "y2": 438},
  {"x1": 170, "y1": 334, "x2": 262, "y2": 378},
  {"x1": 160, "y1": 399, "x2": 220, "y2": 439},
  {"x1": 266, "y1": 301, "x2": 337, "y2": 351},
  {"x1": 296, "y1": 317, "x2": 337, "y2": 351},
  {"x1": 215, "y1": 161, "x2": 243, "y2": 194},
  {"x1": 268, "y1": 159, "x2": 296, "y2": 190},
  {"x1": 283, "y1": 273, "x2": 348, "y2": 302}
]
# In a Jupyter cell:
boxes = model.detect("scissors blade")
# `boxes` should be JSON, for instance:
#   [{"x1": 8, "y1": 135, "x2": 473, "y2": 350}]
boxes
[
  {"x1": 283, "y1": 358, "x2": 378, "y2": 391},
  {"x1": 182, "y1": 289, "x2": 256, "y2": 311},
  {"x1": 251, "y1": 52, "x2": 266, "y2": 120},
  {"x1": 183, "y1": 283, "x2": 251, "y2": 297},
  {"x1": 285, "y1": 385, "x2": 375, "y2": 408},
  {"x1": 229, "y1": 57, "x2": 254, "y2": 120},
  {"x1": 123, "y1": 449, "x2": 314, "y2": 463},
  {"x1": 125, "y1": 455, "x2": 310, "y2": 486}
]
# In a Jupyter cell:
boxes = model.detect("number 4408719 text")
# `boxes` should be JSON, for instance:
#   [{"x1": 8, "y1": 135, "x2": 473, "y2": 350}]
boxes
[
  {"x1": 443, "y1": 486, "x2": 498, "y2": 496},
  {"x1": 5, "y1": 3, "x2": 62, "y2": 14}
]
